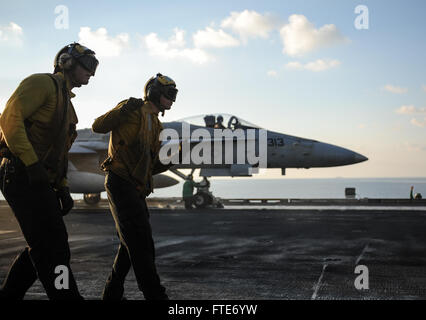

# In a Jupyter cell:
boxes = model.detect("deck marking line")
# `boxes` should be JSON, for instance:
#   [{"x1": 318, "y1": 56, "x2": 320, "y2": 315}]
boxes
[
  {"x1": 312, "y1": 263, "x2": 328, "y2": 300},
  {"x1": 355, "y1": 243, "x2": 369, "y2": 265}
]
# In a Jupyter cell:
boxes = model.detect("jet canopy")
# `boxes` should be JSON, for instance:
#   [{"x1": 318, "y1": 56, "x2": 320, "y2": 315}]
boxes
[{"x1": 176, "y1": 113, "x2": 261, "y2": 130}]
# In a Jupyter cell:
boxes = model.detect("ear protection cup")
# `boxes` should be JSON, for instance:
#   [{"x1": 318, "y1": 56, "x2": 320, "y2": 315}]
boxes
[
  {"x1": 146, "y1": 84, "x2": 161, "y2": 106},
  {"x1": 58, "y1": 52, "x2": 73, "y2": 70}
]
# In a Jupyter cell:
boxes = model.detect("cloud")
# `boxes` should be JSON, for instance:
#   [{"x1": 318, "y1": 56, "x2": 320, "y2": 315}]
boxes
[
  {"x1": 0, "y1": 22, "x2": 23, "y2": 46},
  {"x1": 78, "y1": 27, "x2": 129, "y2": 57},
  {"x1": 193, "y1": 27, "x2": 240, "y2": 48},
  {"x1": 382, "y1": 85, "x2": 408, "y2": 94},
  {"x1": 358, "y1": 124, "x2": 366, "y2": 129},
  {"x1": 404, "y1": 143, "x2": 426, "y2": 152},
  {"x1": 143, "y1": 28, "x2": 211, "y2": 64},
  {"x1": 285, "y1": 61, "x2": 303, "y2": 69},
  {"x1": 285, "y1": 59, "x2": 341, "y2": 72},
  {"x1": 304, "y1": 59, "x2": 341, "y2": 71},
  {"x1": 221, "y1": 10, "x2": 276, "y2": 42},
  {"x1": 395, "y1": 105, "x2": 426, "y2": 115},
  {"x1": 396, "y1": 106, "x2": 426, "y2": 127},
  {"x1": 422, "y1": 85, "x2": 426, "y2": 92},
  {"x1": 267, "y1": 70, "x2": 278, "y2": 77},
  {"x1": 410, "y1": 118, "x2": 426, "y2": 128},
  {"x1": 279, "y1": 15, "x2": 348, "y2": 56}
]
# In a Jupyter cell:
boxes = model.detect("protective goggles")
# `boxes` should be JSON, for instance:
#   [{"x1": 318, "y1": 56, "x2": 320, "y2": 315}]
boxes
[
  {"x1": 68, "y1": 43, "x2": 99, "y2": 76},
  {"x1": 76, "y1": 54, "x2": 99, "y2": 76},
  {"x1": 162, "y1": 86, "x2": 178, "y2": 102}
]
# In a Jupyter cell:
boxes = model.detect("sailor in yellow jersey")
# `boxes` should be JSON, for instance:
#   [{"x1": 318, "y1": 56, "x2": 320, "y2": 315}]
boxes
[
  {"x1": 0, "y1": 43, "x2": 98, "y2": 300},
  {"x1": 92, "y1": 73, "x2": 177, "y2": 300}
]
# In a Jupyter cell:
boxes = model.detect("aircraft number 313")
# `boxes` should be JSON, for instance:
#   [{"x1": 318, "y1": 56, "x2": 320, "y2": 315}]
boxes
[{"x1": 268, "y1": 138, "x2": 285, "y2": 147}]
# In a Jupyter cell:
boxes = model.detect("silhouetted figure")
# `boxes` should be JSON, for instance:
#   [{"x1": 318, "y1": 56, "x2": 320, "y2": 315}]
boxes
[
  {"x1": 204, "y1": 115, "x2": 216, "y2": 128},
  {"x1": 182, "y1": 174, "x2": 196, "y2": 209},
  {"x1": 93, "y1": 73, "x2": 177, "y2": 300},
  {"x1": 214, "y1": 115, "x2": 226, "y2": 129},
  {"x1": 410, "y1": 186, "x2": 423, "y2": 200},
  {"x1": 0, "y1": 43, "x2": 98, "y2": 300}
]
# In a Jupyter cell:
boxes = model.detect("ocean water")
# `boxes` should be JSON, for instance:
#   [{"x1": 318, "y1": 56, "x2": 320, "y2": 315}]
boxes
[
  {"x1": 0, "y1": 178, "x2": 424, "y2": 200},
  {"x1": 151, "y1": 177, "x2": 426, "y2": 199}
]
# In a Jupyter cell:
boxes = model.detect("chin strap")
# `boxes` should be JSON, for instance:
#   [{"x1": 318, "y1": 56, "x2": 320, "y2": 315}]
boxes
[
  {"x1": 157, "y1": 103, "x2": 166, "y2": 117},
  {"x1": 151, "y1": 99, "x2": 166, "y2": 116}
]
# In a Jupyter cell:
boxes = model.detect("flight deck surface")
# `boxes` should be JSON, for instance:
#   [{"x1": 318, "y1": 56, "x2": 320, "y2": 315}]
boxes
[{"x1": 1, "y1": 203, "x2": 426, "y2": 300}]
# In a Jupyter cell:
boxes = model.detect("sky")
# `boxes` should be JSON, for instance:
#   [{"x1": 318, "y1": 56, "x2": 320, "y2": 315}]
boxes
[{"x1": 0, "y1": 0, "x2": 425, "y2": 179}]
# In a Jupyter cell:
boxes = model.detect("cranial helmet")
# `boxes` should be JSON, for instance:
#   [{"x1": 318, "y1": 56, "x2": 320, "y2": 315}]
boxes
[
  {"x1": 54, "y1": 42, "x2": 99, "y2": 76},
  {"x1": 144, "y1": 73, "x2": 178, "y2": 109}
]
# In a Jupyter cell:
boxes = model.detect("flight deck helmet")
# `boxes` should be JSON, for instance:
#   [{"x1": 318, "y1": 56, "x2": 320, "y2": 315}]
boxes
[
  {"x1": 54, "y1": 42, "x2": 99, "y2": 76},
  {"x1": 144, "y1": 73, "x2": 178, "y2": 109}
]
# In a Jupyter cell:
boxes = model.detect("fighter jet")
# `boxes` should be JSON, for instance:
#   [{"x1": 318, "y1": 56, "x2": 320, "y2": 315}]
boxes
[{"x1": 68, "y1": 113, "x2": 368, "y2": 206}]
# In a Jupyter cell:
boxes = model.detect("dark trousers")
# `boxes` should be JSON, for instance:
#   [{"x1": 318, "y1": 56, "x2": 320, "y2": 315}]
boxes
[
  {"x1": 102, "y1": 171, "x2": 167, "y2": 300},
  {"x1": 183, "y1": 196, "x2": 194, "y2": 209},
  {"x1": 0, "y1": 158, "x2": 82, "y2": 300}
]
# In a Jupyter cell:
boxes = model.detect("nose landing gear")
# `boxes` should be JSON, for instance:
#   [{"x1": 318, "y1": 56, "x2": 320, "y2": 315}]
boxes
[
  {"x1": 84, "y1": 193, "x2": 101, "y2": 205},
  {"x1": 192, "y1": 176, "x2": 223, "y2": 209},
  {"x1": 171, "y1": 169, "x2": 224, "y2": 209}
]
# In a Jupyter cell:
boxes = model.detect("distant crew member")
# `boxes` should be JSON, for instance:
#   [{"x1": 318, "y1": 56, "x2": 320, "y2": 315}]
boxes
[
  {"x1": 182, "y1": 174, "x2": 196, "y2": 209},
  {"x1": 203, "y1": 115, "x2": 216, "y2": 128},
  {"x1": 92, "y1": 73, "x2": 177, "y2": 300},
  {"x1": 0, "y1": 43, "x2": 99, "y2": 300},
  {"x1": 214, "y1": 115, "x2": 226, "y2": 129},
  {"x1": 410, "y1": 186, "x2": 423, "y2": 200}
]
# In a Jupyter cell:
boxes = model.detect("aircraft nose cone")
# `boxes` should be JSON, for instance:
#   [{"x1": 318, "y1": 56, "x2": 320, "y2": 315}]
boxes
[
  {"x1": 353, "y1": 152, "x2": 368, "y2": 164},
  {"x1": 311, "y1": 142, "x2": 369, "y2": 167},
  {"x1": 335, "y1": 148, "x2": 368, "y2": 166}
]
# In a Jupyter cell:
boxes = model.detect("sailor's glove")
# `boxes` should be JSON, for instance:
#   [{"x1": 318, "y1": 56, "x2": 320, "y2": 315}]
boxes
[
  {"x1": 120, "y1": 97, "x2": 144, "y2": 114},
  {"x1": 26, "y1": 161, "x2": 50, "y2": 187},
  {"x1": 56, "y1": 186, "x2": 74, "y2": 216}
]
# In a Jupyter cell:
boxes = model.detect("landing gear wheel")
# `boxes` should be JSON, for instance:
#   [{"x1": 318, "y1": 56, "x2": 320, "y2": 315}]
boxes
[
  {"x1": 193, "y1": 192, "x2": 212, "y2": 208},
  {"x1": 84, "y1": 193, "x2": 101, "y2": 205}
]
